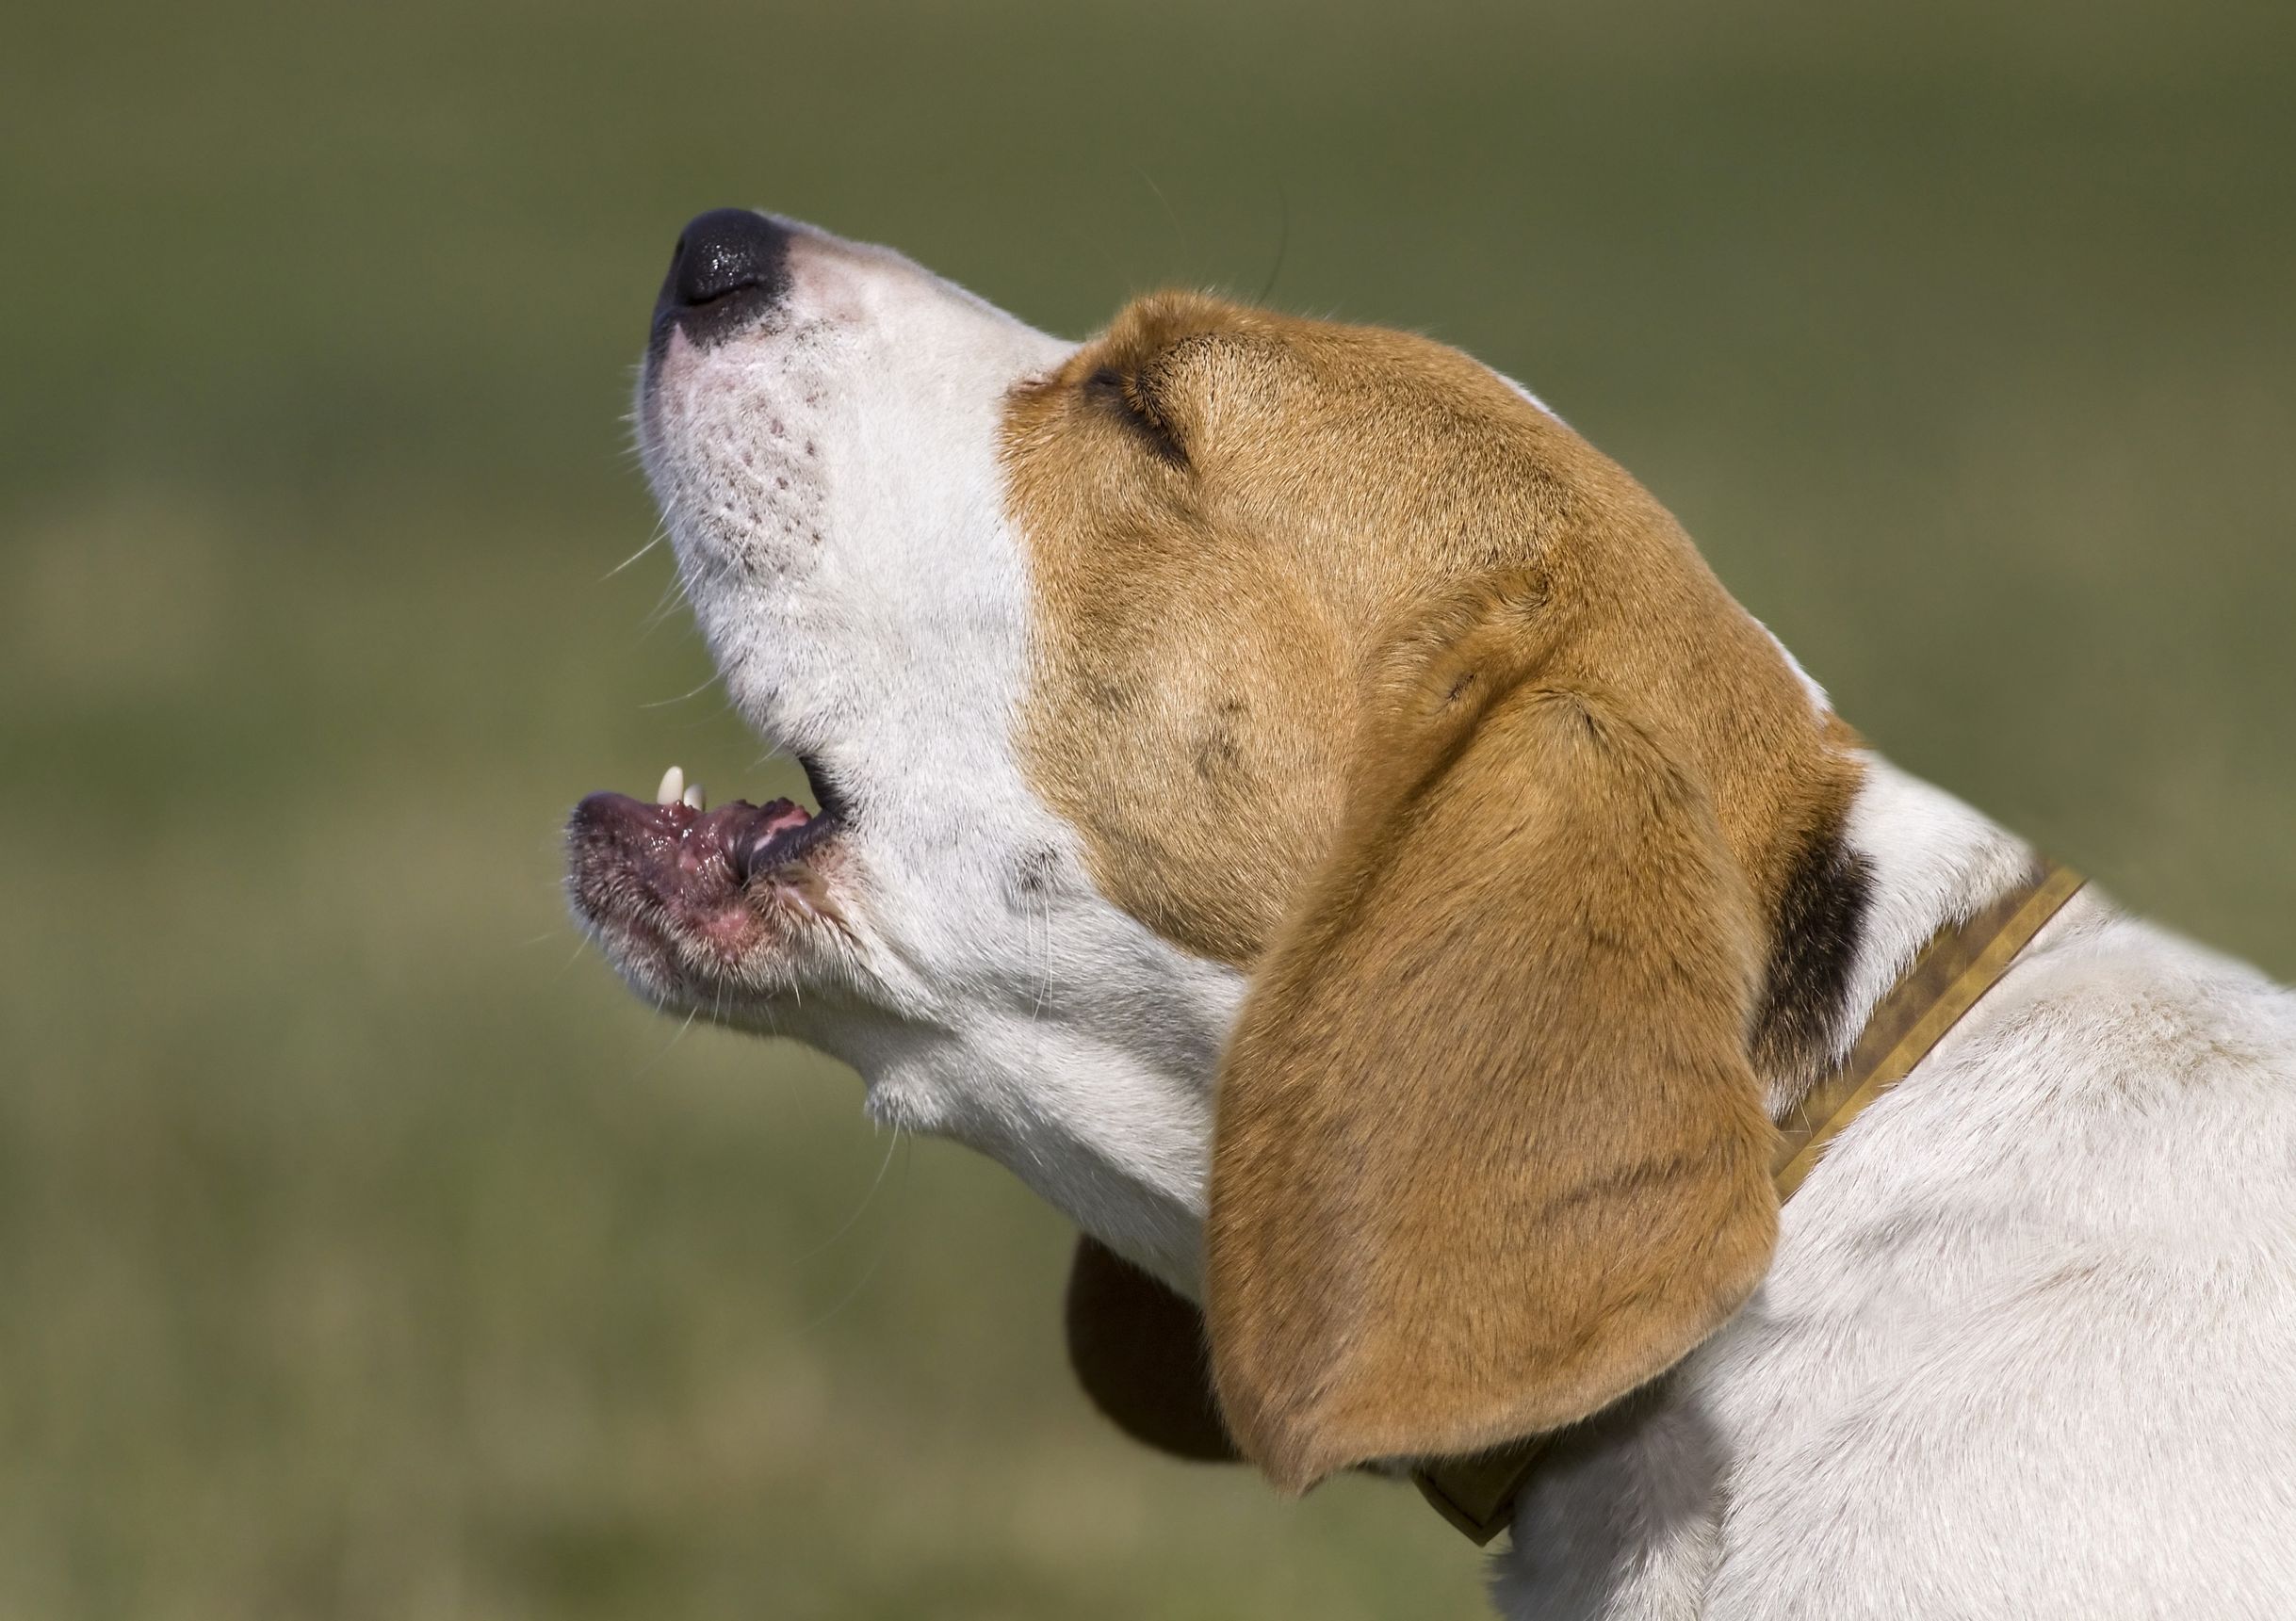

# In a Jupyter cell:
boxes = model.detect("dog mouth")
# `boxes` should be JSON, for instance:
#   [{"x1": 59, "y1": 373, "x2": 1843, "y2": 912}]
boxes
[{"x1": 564, "y1": 755, "x2": 849, "y2": 989}]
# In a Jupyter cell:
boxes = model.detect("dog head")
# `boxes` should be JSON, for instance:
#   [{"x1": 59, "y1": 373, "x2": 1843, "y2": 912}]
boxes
[{"x1": 568, "y1": 210, "x2": 1863, "y2": 1490}]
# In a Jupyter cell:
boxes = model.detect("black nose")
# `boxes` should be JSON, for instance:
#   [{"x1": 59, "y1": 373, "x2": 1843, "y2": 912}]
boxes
[{"x1": 652, "y1": 208, "x2": 791, "y2": 349}]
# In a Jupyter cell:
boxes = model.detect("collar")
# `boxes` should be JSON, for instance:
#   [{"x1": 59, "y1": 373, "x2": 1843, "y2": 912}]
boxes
[{"x1": 1409, "y1": 857, "x2": 2088, "y2": 1545}]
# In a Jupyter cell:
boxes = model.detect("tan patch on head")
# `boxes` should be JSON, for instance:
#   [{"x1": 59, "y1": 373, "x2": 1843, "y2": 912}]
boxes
[
  {"x1": 1003, "y1": 293, "x2": 1864, "y2": 1483},
  {"x1": 1004, "y1": 294, "x2": 1855, "y2": 968}
]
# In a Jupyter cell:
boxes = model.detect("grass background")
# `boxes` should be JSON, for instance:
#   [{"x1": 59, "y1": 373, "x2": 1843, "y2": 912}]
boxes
[{"x1": 4, "y1": 2, "x2": 2291, "y2": 1615}]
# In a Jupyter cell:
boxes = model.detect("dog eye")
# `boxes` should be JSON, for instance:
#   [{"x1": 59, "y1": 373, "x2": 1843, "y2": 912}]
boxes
[{"x1": 1083, "y1": 365, "x2": 1187, "y2": 466}]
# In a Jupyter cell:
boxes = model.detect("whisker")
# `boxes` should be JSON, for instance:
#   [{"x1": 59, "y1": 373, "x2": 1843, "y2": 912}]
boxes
[
  {"x1": 637, "y1": 581, "x2": 692, "y2": 637},
  {"x1": 791, "y1": 1125, "x2": 904, "y2": 1264},
  {"x1": 602, "y1": 521, "x2": 670, "y2": 580},
  {"x1": 638, "y1": 675, "x2": 723, "y2": 711},
  {"x1": 1031, "y1": 883, "x2": 1054, "y2": 1027},
  {"x1": 627, "y1": 1005, "x2": 703, "y2": 1082},
  {"x1": 1256, "y1": 180, "x2": 1291, "y2": 306},
  {"x1": 1136, "y1": 166, "x2": 1188, "y2": 260},
  {"x1": 793, "y1": 1130, "x2": 913, "y2": 1337}
]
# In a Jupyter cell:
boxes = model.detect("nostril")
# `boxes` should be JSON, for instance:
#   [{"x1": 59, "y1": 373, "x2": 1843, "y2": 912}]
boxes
[{"x1": 666, "y1": 208, "x2": 791, "y2": 310}]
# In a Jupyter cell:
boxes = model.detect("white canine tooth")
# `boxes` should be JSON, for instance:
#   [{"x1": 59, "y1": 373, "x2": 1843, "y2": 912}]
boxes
[
  {"x1": 682, "y1": 783, "x2": 706, "y2": 810},
  {"x1": 655, "y1": 765, "x2": 685, "y2": 806}
]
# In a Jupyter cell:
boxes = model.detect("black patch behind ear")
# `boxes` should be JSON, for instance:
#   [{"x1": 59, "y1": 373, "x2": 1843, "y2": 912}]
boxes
[{"x1": 1750, "y1": 810, "x2": 1874, "y2": 1084}]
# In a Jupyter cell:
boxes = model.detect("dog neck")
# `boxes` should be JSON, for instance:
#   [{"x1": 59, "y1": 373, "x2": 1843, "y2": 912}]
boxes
[
  {"x1": 1792, "y1": 752, "x2": 2048, "y2": 1117},
  {"x1": 1413, "y1": 783, "x2": 2085, "y2": 1543}
]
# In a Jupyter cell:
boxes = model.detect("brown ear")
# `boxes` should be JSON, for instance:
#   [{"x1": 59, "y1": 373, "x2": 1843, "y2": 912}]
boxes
[
  {"x1": 1204, "y1": 616, "x2": 1780, "y2": 1493},
  {"x1": 1064, "y1": 1237, "x2": 1240, "y2": 1463}
]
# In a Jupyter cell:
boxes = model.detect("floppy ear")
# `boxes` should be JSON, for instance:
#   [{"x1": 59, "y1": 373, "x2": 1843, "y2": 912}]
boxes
[
  {"x1": 1204, "y1": 607, "x2": 1780, "y2": 1492},
  {"x1": 1063, "y1": 1237, "x2": 1239, "y2": 1463}
]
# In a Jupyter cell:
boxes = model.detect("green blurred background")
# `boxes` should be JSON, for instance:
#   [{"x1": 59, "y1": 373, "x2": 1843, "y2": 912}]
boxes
[{"x1": 5, "y1": 2, "x2": 2291, "y2": 1615}]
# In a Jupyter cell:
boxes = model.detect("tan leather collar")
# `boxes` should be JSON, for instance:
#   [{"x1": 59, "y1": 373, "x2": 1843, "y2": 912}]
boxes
[{"x1": 1410, "y1": 858, "x2": 2088, "y2": 1544}]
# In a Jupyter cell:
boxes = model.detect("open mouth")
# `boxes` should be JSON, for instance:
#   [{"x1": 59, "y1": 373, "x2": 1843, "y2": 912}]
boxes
[{"x1": 564, "y1": 755, "x2": 847, "y2": 981}]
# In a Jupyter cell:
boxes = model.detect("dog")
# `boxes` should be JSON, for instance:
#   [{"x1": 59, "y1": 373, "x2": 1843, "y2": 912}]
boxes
[{"x1": 566, "y1": 209, "x2": 2296, "y2": 1618}]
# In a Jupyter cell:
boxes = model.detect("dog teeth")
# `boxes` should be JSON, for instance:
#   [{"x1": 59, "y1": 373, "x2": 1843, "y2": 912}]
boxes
[
  {"x1": 656, "y1": 765, "x2": 686, "y2": 806},
  {"x1": 681, "y1": 783, "x2": 706, "y2": 810}
]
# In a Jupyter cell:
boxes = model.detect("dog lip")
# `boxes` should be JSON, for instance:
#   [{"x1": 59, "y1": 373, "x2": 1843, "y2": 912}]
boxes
[
  {"x1": 795, "y1": 752, "x2": 848, "y2": 821},
  {"x1": 730, "y1": 800, "x2": 840, "y2": 883},
  {"x1": 566, "y1": 790, "x2": 833, "y2": 924},
  {"x1": 646, "y1": 292, "x2": 778, "y2": 360}
]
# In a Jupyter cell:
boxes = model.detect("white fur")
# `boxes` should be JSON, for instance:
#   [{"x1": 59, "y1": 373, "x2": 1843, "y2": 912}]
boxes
[
  {"x1": 1497, "y1": 370, "x2": 1568, "y2": 425},
  {"x1": 637, "y1": 222, "x2": 1242, "y2": 1292},
  {"x1": 628, "y1": 222, "x2": 2296, "y2": 1616},
  {"x1": 1755, "y1": 620, "x2": 1832, "y2": 717},
  {"x1": 1507, "y1": 763, "x2": 2296, "y2": 1618}
]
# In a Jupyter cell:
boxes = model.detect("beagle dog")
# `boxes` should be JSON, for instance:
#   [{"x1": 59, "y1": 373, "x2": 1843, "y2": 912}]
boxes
[{"x1": 567, "y1": 209, "x2": 2296, "y2": 1618}]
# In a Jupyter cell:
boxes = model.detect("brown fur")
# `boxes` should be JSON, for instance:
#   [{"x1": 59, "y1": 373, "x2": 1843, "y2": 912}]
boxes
[{"x1": 1005, "y1": 294, "x2": 1861, "y2": 1488}]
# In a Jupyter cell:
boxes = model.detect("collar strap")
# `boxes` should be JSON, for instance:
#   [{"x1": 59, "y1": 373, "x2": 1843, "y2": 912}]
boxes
[{"x1": 1410, "y1": 857, "x2": 2087, "y2": 1544}]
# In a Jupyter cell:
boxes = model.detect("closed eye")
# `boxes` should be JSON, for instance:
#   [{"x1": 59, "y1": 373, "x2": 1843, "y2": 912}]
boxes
[{"x1": 1083, "y1": 365, "x2": 1188, "y2": 466}]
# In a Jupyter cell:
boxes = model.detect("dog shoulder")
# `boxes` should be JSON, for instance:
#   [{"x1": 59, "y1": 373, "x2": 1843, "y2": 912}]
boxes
[{"x1": 1661, "y1": 895, "x2": 2296, "y2": 1619}]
